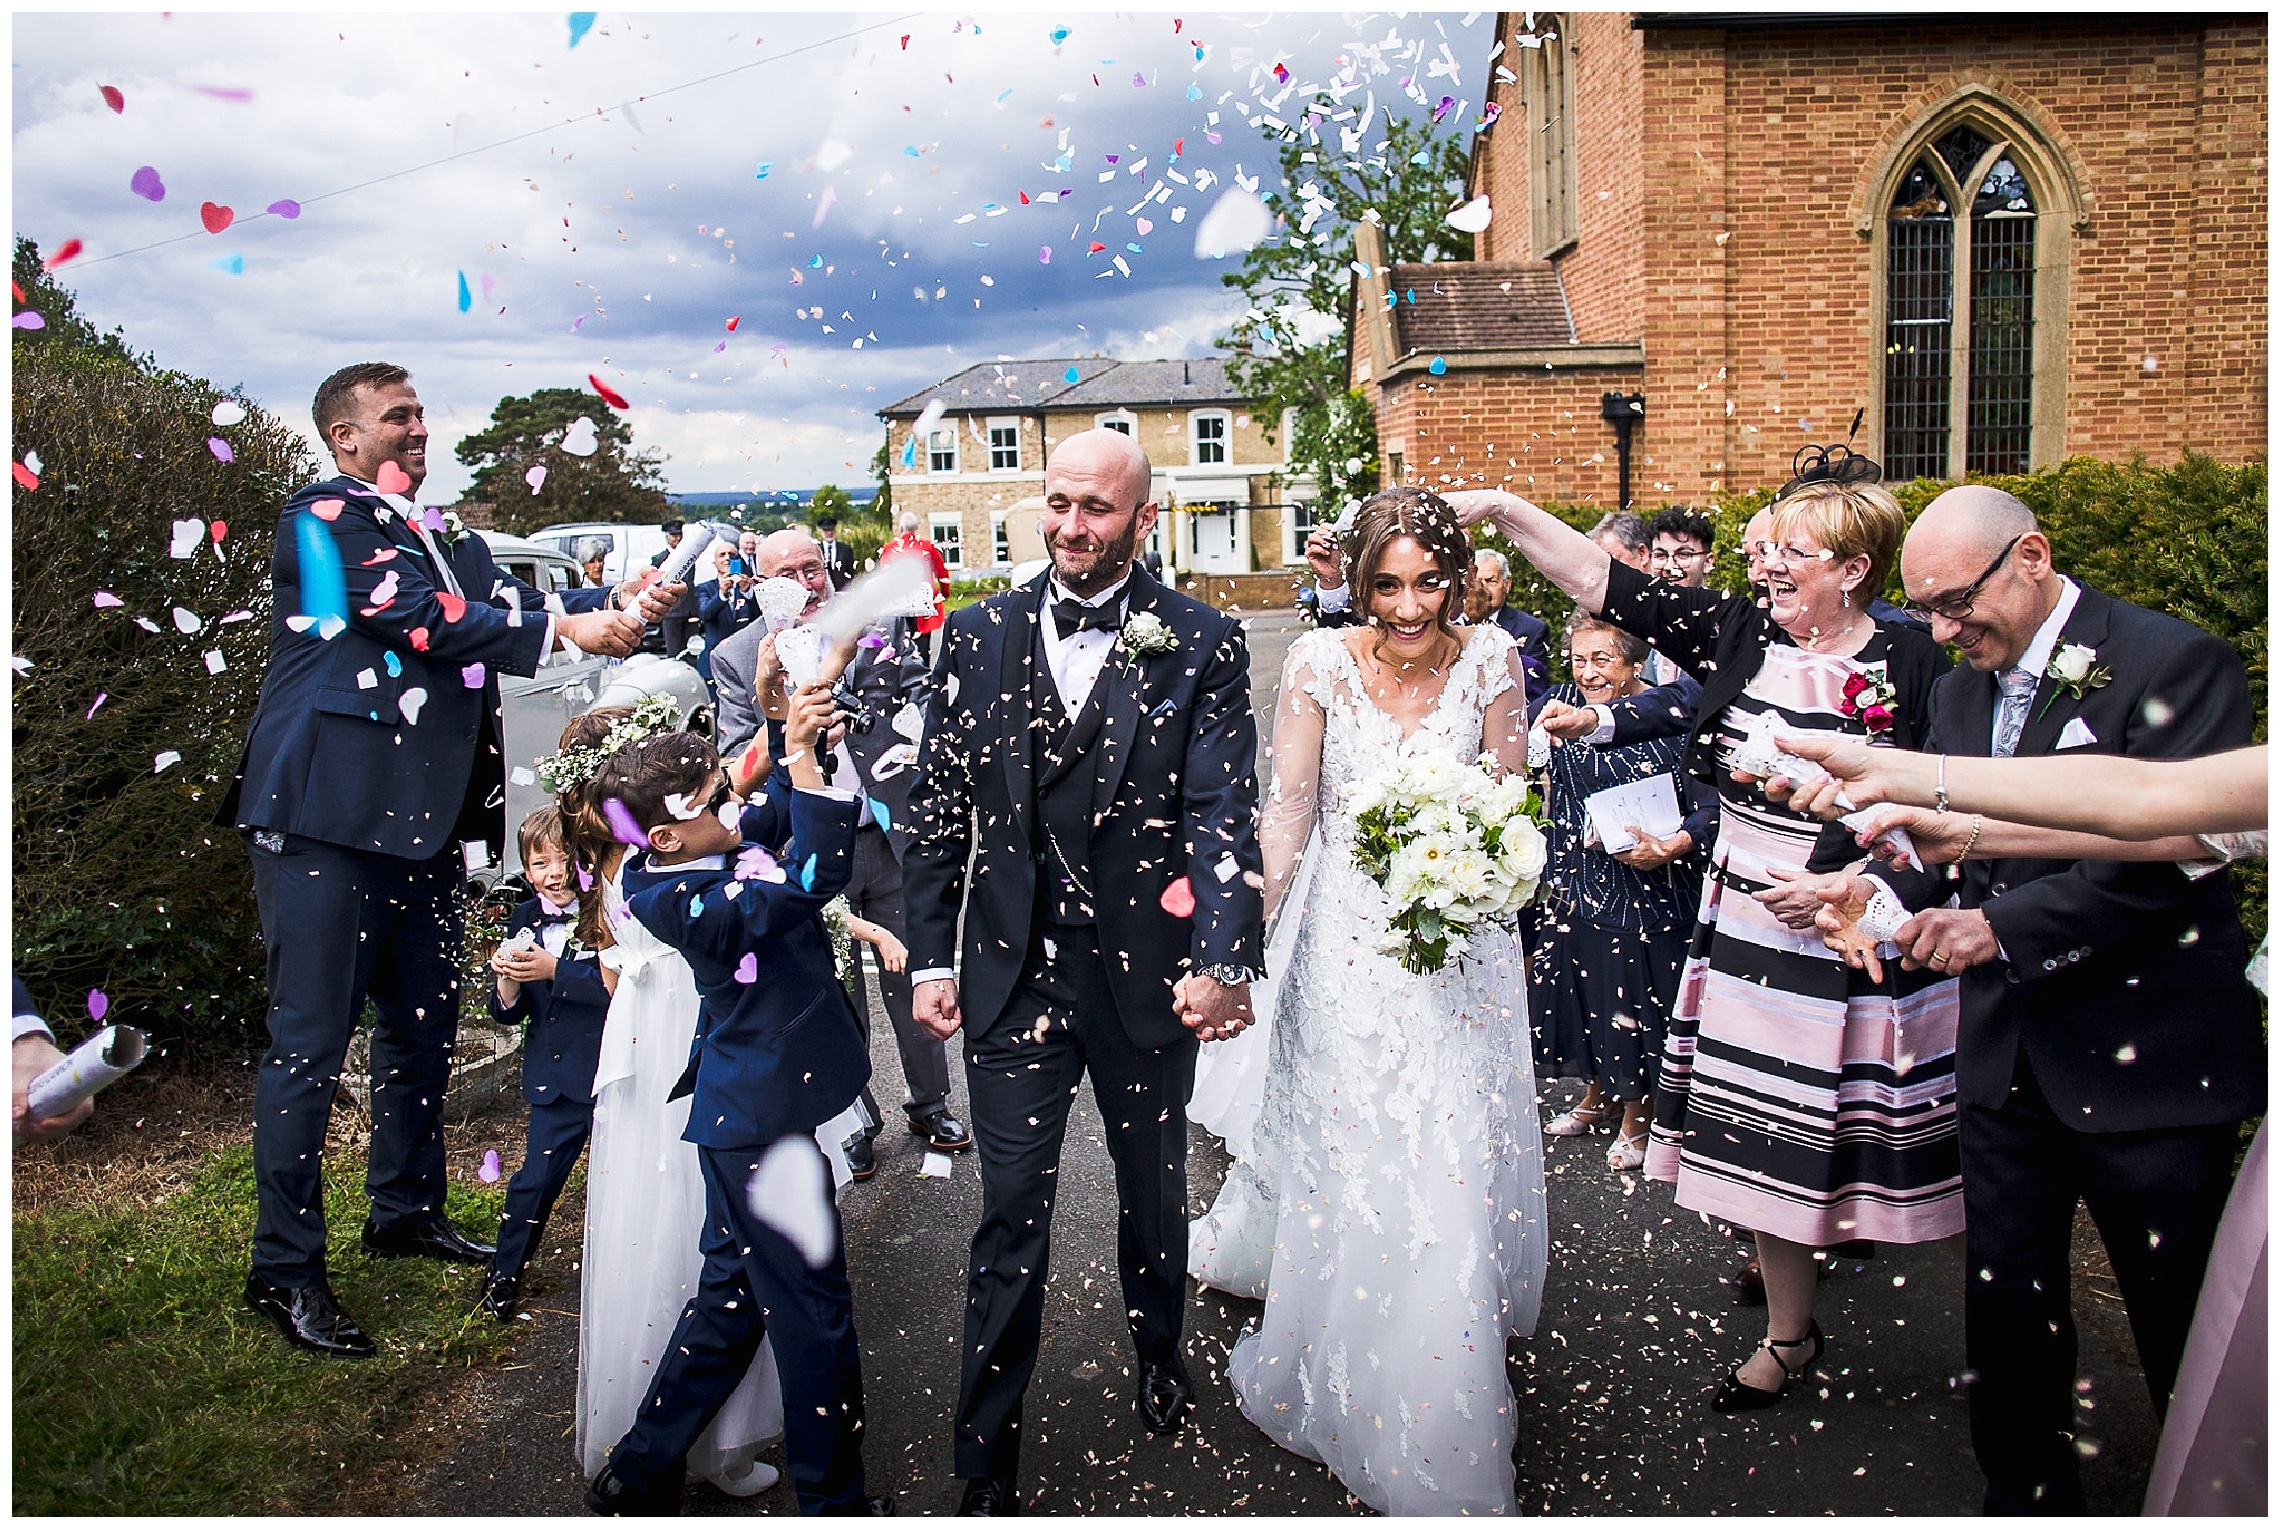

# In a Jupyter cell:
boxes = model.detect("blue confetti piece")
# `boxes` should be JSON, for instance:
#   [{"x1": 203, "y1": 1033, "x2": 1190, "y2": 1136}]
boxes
[
  {"x1": 295, "y1": 510, "x2": 348, "y2": 635},
  {"x1": 1186, "y1": 81, "x2": 1202, "y2": 101},
  {"x1": 995, "y1": 89, "x2": 1013, "y2": 105},
  {"x1": 688, "y1": 893, "x2": 704, "y2": 918},
  {"x1": 384, "y1": 651, "x2": 402, "y2": 677},
  {"x1": 567, "y1": 11, "x2": 596, "y2": 48},
  {"x1": 903, "y1": 145, "x2": 921, "y2": 158},
  {"x1": 1049, "y1": 25, "x2": 1070, "y2": 44},
  {"x1": 754, "y1": 161, "x2": 772, "y2": 179},
  {"x1": 868, "y1": 797, "x2": 893, "y2": 833},
  {"x1": 1064, "y1": 366, "x2": 1080, "y2": 382},
  {"x1": 209, "y1": 252, "x2": 245, "y2": 274},
  {"x1": 799, "y1": 854, "x2": 817, "y2": 891},
  {"x1": 1126, "y1": 241, "x2": 1143, "y2": 253},
  {"x1": 901, "y1": 435, "x2": 917, "y2": 466},
  {"x1": 456, "y1": 270, "x2": 471, "y2": 312},
  {"x1": 1428, "y1": 356, "x2": 1448, "y2": 375},
  {"x1": 808, "y1": 254, "x2": 824, "y2": 269}
]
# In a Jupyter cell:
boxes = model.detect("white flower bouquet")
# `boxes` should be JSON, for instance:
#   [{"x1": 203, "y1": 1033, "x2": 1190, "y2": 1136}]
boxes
[{"x1": 1346, "y1": 751, "x2": 1549, "y2": 975}]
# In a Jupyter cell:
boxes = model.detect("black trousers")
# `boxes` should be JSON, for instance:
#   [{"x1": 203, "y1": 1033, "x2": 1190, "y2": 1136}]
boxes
[
  {"x1": 492, "y1": 1095, "x2": 594, "y2": 1282},
  {"x1": 1962, "y1": 1054, "x2": 2239, "y2": 1515},
  {"x1": 952, "y1": 923, "x2": 1198, "y2": 1482},
  {"x1": 843, "y1": 828, "x2": 950, "y2": 1121},
  {"x1": 245, "y1": 831, "x2": 462, "y2": 1284},
  {"x1": 611, "y1": 1141, "x2": 868, "y2": 1512}
]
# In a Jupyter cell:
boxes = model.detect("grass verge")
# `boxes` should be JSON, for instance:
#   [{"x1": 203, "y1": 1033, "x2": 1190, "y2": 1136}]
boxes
[{"x1": 13, "y1": 1140, "x2": 515, "y2": 1514}]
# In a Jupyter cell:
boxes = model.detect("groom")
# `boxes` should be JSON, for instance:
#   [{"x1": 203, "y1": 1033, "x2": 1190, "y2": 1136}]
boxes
[{"x1": 906, "y1": 428, "x2": 1264, "y2": 1515}]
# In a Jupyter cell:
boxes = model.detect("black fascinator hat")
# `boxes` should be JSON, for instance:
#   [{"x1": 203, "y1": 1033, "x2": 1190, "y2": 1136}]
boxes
[{"x1": 1775, "y1": 408, "x2": 1883, "y2": 500}]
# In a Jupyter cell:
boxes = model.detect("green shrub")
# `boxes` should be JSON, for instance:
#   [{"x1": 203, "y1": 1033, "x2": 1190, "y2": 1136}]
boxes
[{"x1": 11, "y1": 343, "x2": 315, "y2": 1056}]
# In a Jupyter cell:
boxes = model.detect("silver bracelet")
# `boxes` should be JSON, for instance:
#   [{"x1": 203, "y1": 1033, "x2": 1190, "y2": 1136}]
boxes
[{"x1": 1933, "y1": 754, "x2": 1949, "y2": 815}]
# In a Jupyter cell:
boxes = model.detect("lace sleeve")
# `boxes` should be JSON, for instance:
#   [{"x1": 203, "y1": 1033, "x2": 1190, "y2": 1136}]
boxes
[
  {"x1": 1262, "y1": 638, "x2": 1329, "y2": 922},
  {"x1": 1480, "y1": 638, "x2": 1532, "y2": 778}
]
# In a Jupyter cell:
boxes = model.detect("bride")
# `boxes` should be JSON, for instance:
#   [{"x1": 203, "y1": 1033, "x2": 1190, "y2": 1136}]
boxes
[{"x1": 1201, "y1": 488, "x2": 1549, "y2": 1516}]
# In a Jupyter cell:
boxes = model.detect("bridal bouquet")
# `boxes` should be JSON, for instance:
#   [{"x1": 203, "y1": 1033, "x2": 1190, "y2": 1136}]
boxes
[{"x1": 1346, "y1": 752, "x2": 1549, "y2": 975}]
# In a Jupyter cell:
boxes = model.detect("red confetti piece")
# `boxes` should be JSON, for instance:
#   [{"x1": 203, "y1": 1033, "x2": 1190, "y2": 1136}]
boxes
[
  {"x1": 1018, "y1": 190, "x2": 1030, "y2": 205},
  {"x1": 725, "y1": 315, "x2": 740, "y2": 331},
  {"x1": 588, "y1": 373, "x2": 630, "y2": 409},
  {"x1": 10, "y1": 280, "x2": 23, "y2": 304},
  {"x1": 408, "y1": 626, "x2": 431, "y2": 651},
  {"x1": 1159, "y1": 876, "x2": 1197, "y2": 919},
  {"x1": 310, "y1": 497, "x2": 345, "y2": 521},
  {"x1": 211, "y1": 520, "x2": 228, "y2": 542},
  {"x1": 899, "y1": 33, "x2": 909, "y2": 47},
  {"x1": 43, "y1": 239, "x2": 84, "y2": 271},
  {"x1": 11, "y1": 462, "x2": 39, "y2": 491},
  {"x1": 1087, "y1": 241, "x2": 1106, "y2": 254},
  {"x1": 99, "y1": 85, "x2": 124, "y2": 113},
  {"x1": 374, "y1": 460, "x2": 413, "y2": 494},
  {"x1": 1174, "y1": 19, "x2": 1182, "y2": 32},
  {"x1": 199, "y1": 201, "x2": 235, "y2": 234},
  {"x1": 435, "y1": 592, "x2": 467, "y2": 624}
]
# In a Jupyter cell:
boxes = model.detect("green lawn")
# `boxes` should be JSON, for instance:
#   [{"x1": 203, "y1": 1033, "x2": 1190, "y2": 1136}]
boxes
[{"x1": 13, "y1": 1144, "x2": 517, "y2": 1514}]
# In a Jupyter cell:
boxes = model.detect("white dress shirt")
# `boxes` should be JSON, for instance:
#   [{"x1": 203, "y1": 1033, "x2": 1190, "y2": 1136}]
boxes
[
  {"x1": 1040, "y1": 570, "x2": 1131, "y2": 716},
  {"x1": 1997, "y1": 576, "x2": 2083, "y2": 730},
  {"x1": 347, "y1": 473, "x2": 576, "y2": 661}
]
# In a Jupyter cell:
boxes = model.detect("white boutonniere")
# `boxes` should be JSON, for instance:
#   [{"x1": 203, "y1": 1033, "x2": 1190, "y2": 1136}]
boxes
[
  {"x1": 1119, "y1": 609, "x2": 1178, "y2": 656},
  {"x1": 2038, "y1": 642, "x2": 2112, "y2": 718},
  {"x1": 423, "y1": 507, "x2": 470, "y2": 546}
]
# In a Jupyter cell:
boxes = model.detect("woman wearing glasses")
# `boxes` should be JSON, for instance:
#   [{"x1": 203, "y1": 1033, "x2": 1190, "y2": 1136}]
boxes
[{"x1": 1450, "y1": 449, "x2": 1958, "y2": 1414}]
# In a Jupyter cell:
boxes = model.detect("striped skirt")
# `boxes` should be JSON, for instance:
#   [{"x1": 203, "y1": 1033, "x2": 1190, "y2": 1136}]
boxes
[{"x1": 1643, "y1": 812, "x2": 1964, "y2": 1246}]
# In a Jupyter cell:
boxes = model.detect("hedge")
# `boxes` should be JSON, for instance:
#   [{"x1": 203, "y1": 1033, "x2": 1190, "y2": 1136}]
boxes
[{"x1": 12, "y1": 344, "x2": 313, "y2": 1055}]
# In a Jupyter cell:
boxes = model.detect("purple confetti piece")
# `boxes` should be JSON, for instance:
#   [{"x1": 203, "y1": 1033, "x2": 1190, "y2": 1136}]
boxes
[
  {"x1": 194, "y1": 85, "x2": 255, "y2": 101},
  {"x1": 735, "y1": 844, "x2": 785, "y2": 883},
  {"x1": 713, "y1": 339, "x2": 727, "y2": 353},
  {"x1": 93, "y1": 590, "x2": 123, "y2": 608},
  {"x1": 130, "y1": 165, "x2": 167, "y2": 202},
  {"x1": 207, "y1": 436, "x2": 234, "y2": 463},
  {"x1": 11, "y1": 311, "x2": 46, "y2": 330},
  {"x1": 460, "y1": 662, "x2": 486, "y2": 689},
  {"x1": 734, "y1": 952, "x2": 759, "y2": 984},
  {"x1": 1038, "y1": 245, "x2": 1052, "y2": 264},
  {"x1": 601, "y1": 796, "x2": 649, "y2": 847},
  {"x1": 575, "y1": 864, "x2": 595, "y2": 892},
  {"x1": 88, "y1": 989, "x2": 109, "y2": 1024},
  {"x1": 87, "y1": 691, "x2": 108, "y2": 719},
  {"x1": 478, "y1": 1148, "x2": 501, "y2": 1184},
  {"x1": 266, "y1": 199, "x2": 301, "y2": 219}
]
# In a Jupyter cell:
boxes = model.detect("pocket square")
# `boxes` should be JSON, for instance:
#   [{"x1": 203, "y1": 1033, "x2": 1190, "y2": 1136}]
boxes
[
  {"x1": 1148, "y1": 699, "x2": 1179, "y2": 720},
  {"x1": 2056, "y1": 717, "x2": 2098, "y2": 750}
]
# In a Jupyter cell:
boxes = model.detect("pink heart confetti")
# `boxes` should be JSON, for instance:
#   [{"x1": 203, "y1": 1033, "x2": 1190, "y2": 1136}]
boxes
[
  {"x1": 211, "y1": 520, "x2": 228, "y2": 542},
  {"x1": 1159, "y1": 876, "x2": 1197, "y2": 918},
  {"x1": 130, "y1": 165, "x2": 166, "y2": 202},
  {"x1": 478, "y1": 1149, "x2": 502, "y2": 1184},
  {"x1": 199, "y1": 201, "x2": 234, "y2": 234},
  {"x1": 310, "y1": 497, "x2": 345, "y2": 521},
  {"x1": 524, "y1": 463, "x2": 547, "y2": 494},
  {"x1": 735, "y1": 952, "x2": 759, "y2": 984},
  {"x1": 1135, "y1": 217, "x2": 1153, "y2": 235},
  {"x1": 375, "y1": 460, "x2": 413, "y2": 495}
]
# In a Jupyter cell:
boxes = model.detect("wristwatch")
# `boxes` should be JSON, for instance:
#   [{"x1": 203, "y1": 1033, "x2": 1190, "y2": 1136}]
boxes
[{"x1": 1193, "y1": 963, "x2": 1266, "y2": 988}]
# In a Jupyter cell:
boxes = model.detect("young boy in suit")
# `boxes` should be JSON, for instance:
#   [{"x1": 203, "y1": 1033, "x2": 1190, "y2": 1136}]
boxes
[
  {"x1": 482, "y1": 806, "x2": 609, "y2": 1320},
  {"x1": 583, "y1": 684, "x2": 890, "y2": 1516}
]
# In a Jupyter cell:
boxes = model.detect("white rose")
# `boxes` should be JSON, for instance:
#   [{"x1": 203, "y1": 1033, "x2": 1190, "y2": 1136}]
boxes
[
  {"x1": 2049, "y1": 644, "x2": 2094, "y2": 684},
  {"x1": 1498, "y1": 819, "x2": 1549, "y2": 884}
]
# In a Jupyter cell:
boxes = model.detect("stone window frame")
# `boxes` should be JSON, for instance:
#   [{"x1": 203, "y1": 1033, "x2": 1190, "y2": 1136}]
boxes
[
  {"x1": 1858, "y1": 85, "x2": 2084, "y2": 477},
  {"x1": 1517, "y1": 14, "x2": 1577, "y2": 260},
  {"x1": 926, "y1": 427, "x2": 958, "y2": 474},
  {"x1": 985, "y1": 415, "x2": 1022, "y2": 472},
  {"x1": 928, "y1": 513, "x2": 963, "y2": 569},
  {"x1": 990, "y1": 510, "x2": 1011, "y2": 566},
  {"x1": 1094, "y1": 410, "x2": 1137, "y2": 436},
  {"x1": 1189, "y1": 408, "x2": 1231, "y2": 466}
]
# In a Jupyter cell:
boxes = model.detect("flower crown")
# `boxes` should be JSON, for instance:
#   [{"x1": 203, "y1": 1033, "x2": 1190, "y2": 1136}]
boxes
[{"x1": 535, "y1": 693, "x2": 683, "y2": 796}]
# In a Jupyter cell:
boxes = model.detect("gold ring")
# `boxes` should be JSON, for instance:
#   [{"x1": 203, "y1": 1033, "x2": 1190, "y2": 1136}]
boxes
[{"x1": 1931, "y1": 951, "x2": 1950, "y2": 967}]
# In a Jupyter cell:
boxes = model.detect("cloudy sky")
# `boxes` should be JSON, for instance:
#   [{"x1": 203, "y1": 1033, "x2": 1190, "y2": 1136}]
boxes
[{"x1": 13, "y1": 8, "x2": 1499, "y2": 500}]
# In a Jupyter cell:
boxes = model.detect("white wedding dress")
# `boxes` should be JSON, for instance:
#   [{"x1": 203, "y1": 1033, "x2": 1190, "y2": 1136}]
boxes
[
  {"x1": 577, "y1": 865, "x2": 783, "y2": 1491},
  {"x1": 1201, "y1": 624, "x2": 1548, "y2": 1517}
]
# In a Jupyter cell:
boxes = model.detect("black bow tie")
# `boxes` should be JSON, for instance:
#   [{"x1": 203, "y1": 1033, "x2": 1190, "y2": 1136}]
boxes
[{"x1": 1051, "y1": 598, "x2": 1122, "y2": 640}]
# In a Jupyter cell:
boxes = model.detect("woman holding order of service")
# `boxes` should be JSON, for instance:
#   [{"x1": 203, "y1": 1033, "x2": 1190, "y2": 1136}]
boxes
[{"x1": 1449, "y1": 444, "x2": 1958, "y2": 1413}]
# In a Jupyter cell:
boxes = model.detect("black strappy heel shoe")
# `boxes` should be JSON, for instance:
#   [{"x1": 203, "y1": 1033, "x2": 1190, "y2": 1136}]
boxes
[{"x1": 1711, "y1": 1320, "x2": 1825, "y2": 1413}]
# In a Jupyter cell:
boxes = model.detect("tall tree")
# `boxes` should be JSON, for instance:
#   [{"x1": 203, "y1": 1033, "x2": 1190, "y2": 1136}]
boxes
[
  {"x1": 1216, "y1": 103, "x2": 1475, "y2": 521},
  {"x1": 454, "y1": 387, "x2": 669, "y2": 534}
]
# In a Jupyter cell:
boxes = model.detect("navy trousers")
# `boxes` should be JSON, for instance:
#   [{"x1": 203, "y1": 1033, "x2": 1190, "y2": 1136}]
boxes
[
  {"x1": 492, "y1": 1096, "x2": 594, "y2": 1282},
  {"x1": 1963, "y1": 1055, "x2": 2239, "y2": 1515},
  {"x1": 609, "y1": 1140, "x2": 868, "y2": 1513},
  {"x1": 245, "y1": 831, "x2": 462, "y2": 1284},
  {"x1": 951, "y1": 923, "x2": 1197, "y2": 1482}
]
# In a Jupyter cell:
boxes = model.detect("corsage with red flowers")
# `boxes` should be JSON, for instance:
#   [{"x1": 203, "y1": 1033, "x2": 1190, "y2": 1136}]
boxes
[{"x1": 1839, "y1": 667, "x2": 1897, "y2": 736}]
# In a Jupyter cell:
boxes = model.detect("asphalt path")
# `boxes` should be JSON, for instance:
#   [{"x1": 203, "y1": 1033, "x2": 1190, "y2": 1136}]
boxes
[{"x1": 410, "y1": 610, "x2": 2162, "y2": 1515}]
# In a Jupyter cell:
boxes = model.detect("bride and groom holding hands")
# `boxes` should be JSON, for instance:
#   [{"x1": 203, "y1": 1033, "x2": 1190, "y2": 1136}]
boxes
[{"x1": 906, "y1": 427, "x2": 1548, "y2": 1516}]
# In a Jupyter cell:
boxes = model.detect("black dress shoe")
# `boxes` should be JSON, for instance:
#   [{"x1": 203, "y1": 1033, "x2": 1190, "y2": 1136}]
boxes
[
  {"x1": 909, "y1": 1106, "x2": 972, "y2": 1152},
  {"x1": 245, "y1": 1273, "x2": 377, "y2": 1358},
  {"x1": 954, "y1": 1477, "x2": 1018, "y2": 1516},
  {"x1": 362, "y1": 1216, "x2": 496, "y2": 1264},
  {"x1": 844, "y1": 1133, "x2": 878, "y2": 1182},
  {"x1": 480, "y1": 1272, "x2": 520, "y2": 1321},
  {"x1": 585, "y1": 1460, "x2": 684, "y2": 1515},
  {"x1": 1137, "y1": 1363, "x2": 1194, "y2": 1434}
]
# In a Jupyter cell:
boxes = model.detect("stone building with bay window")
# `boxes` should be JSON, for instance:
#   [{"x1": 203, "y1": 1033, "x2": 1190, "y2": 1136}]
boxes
[{"x1": 1352, "y1": 11, "x2": 2266, "y2": 507}]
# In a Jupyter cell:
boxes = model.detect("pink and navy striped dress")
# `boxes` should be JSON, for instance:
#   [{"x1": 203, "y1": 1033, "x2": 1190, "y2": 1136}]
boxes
[{"x1": 1643, "y1": 634, "x2": 1964, "y2": 1246}]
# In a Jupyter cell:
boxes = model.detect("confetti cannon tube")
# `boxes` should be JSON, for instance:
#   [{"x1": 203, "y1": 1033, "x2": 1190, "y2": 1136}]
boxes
[{"x1": 26, "y1": 1024, "x2": 149, "y2": 1120}]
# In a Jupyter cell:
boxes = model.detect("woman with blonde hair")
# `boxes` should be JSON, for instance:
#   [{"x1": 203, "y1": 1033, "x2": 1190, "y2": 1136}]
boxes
[{"x1": 1454, "y1": 446, "x2": 1959, "y2": 1413}]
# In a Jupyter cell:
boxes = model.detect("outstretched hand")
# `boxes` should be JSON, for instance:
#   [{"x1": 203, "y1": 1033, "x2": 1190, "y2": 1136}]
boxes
[
  {"x1": 1812, "y1": 879, "x2": 1887, "y2": 984},
  {"x1": 1535, "y1": 698, "x2": 1601, "y2": 743}
]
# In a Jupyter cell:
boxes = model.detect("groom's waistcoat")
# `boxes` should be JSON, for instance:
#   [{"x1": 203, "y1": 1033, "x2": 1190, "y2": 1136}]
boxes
[{"x1": 1031, "y1": 619, "x2": 1114, "y2": 926}]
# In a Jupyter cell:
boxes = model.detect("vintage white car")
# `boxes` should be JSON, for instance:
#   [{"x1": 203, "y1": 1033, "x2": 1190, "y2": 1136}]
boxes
[{"x1": 478, "y1": 530, "x2": 710, "y2": 884}]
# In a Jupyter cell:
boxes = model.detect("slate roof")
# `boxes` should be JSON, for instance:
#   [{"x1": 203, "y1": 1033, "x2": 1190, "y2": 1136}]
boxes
[
  {"x1": 1046, "y1": 356, "x2": 1241, "y2": 409},
  {"x1": 1385, "y1": 260, "x2": 1575, "y2": 353},
  {"x1": 879, "y1": 357, "x2": 1118, "y2": 417}
]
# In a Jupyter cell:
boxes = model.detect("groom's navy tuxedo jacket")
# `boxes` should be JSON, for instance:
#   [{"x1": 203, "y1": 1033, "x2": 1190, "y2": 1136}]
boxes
[
  {"x1": 621, "y1": 786, "x2": 869, "y2": 1149},
  {"x1": 218, "y1": 473, "x2": 611, "y2": 860},
  {"x1": 905, "y1": 563, "x2": 1265, "y2": 1049}
]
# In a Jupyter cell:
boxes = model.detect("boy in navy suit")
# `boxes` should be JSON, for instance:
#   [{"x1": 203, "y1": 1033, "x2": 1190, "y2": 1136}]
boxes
[
  {"x1": 583, "y1": 686, "x2": 890, "y2": 1516},
  {"x1": 481, "y1": 806, "x2": 609, "y2": 1320}
]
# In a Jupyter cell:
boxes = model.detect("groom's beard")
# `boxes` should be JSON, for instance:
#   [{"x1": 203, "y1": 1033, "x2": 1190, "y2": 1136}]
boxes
[{"x1": 1045, "y1": 520, "x2": 1142, "y2": 598}]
